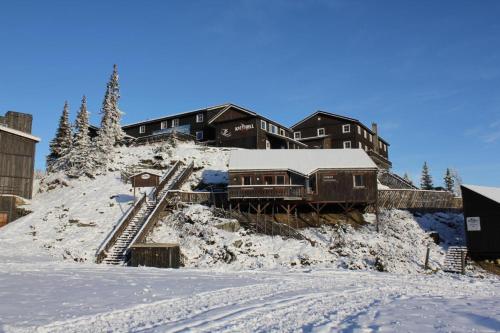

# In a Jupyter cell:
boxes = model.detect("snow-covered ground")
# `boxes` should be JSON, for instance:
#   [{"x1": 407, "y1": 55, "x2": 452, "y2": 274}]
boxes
[
  {"x1": 0, "y1": 263, "x2": 498, "y2": 332},
  {"x1": 0, "y1": 141, "x2": 499, "y2": 332}
]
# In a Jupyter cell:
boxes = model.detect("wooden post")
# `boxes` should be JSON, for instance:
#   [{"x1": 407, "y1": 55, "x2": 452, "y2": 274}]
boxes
[
  {"x1": 424, "y1": 247, "x2": 430, "y2": 270},
  {"x1": 461, "y1": 251, "x2": 466, "y2": 275}
]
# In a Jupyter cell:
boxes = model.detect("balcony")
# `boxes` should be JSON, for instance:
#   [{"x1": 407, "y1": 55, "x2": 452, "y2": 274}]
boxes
[{"x1": 228, "y1": 185, "x2": 305, "y2": 200}]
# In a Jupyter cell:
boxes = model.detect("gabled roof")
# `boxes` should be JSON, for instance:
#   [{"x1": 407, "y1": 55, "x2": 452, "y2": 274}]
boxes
[
  {"x1": 462, "y1": 184, "x2": 500, "y2": 204},
  {"x1": 229, "y1": 149, "x2": 377, "y2": 176},
  {"x1": 0, "y1": 125, "x2": 40, "y2": 142},
  {"x1": 291, "y1": 111, "x2": 389, "y2": 145},
  {"x1": 207, "y1": 104, "x2": 257, "y2": 124}
]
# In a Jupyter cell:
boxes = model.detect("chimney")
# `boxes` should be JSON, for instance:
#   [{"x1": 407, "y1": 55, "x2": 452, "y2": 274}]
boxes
[
  {"x1": 4, "y1": 111, "x2": 32, "y2": 133},
  {"x1": 372, "y1": 122, "x2": 379, "y2": 153}
]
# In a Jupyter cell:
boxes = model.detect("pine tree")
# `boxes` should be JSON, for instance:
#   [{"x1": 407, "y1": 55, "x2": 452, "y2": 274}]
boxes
[
  {"x1": 95, "y1": 64, "x2": 125, "y2": 164},
  {"x1": 47, "y1": 101, "x2": 72, "y2": 169},
  {"x1": 403, "y1": 172, "x2": 413, "y2": 185},
  {"x1": 67, "y1": 95, "x2": 96, "y2": 176},
  {"x1": 444, "y1": 168, "x2": 454, "y2": 192},
  {"x1": 420, "y1": 161, "x2": 434, "y2": 190}
]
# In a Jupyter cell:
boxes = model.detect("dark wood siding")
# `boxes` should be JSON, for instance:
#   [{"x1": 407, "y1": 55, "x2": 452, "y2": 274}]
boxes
[
  {"x1": 129, "y1": 244, "x2": 181, "y2": 268},
  {"x1": 0, "y1": 131, "x2": 36, "y2": 199},
  {"x1": 462, "y1": 186, "x2": 500, "y2": 258},
  {"x1": 311, "y1": 170, "x2": 377, "y2": 203}
]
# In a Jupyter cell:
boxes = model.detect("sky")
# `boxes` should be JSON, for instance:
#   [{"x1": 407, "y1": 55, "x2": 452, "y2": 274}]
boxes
[{"x1": 1, "y1": 0, "x2": 499, "y2": 187}]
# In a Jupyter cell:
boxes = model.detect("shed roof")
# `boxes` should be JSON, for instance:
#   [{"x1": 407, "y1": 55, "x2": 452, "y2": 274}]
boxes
[
  {"x1": 0, "y1": 125, "x2": 40, "y2": 142},
  {"x1": 229, "y1": 149, "x2": 377, "y2": 176},
  {"x1": 462, "y1": 184, "x2": 500, "y2": 204}
]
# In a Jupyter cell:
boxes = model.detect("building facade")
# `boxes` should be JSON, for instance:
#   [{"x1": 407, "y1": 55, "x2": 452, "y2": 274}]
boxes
[
  {"x1": 291, "y1": 111, "x2": 391, "y2": 169},
  {"x1": 0, "y1": 111, "x2": 40, "y2": 226}
]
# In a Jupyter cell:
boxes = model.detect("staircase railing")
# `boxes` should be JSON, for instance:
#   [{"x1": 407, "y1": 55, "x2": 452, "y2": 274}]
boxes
[
  {"x1": 128, "y1": 161, "x2": 195, "y2": 246},
  {"x1": 95, "y1": 162, "x2": 181, "y2": 264}
]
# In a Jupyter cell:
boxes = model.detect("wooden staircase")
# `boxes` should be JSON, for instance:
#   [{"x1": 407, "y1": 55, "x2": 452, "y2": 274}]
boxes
[
  {"x1": 443, "y1": 246, "x2": 468, "y2": 274},
  {"x1": 96, "y1": 161, "x2": 194, "y2": 265}
]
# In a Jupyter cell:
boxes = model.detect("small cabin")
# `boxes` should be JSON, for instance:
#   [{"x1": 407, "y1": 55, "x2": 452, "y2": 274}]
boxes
[
  {"x1": 228, "y1": 149, "x2": 378, "y2": 205},
  {"x1": 461, "y1": 185, "x2": 500, "y2": 259}
]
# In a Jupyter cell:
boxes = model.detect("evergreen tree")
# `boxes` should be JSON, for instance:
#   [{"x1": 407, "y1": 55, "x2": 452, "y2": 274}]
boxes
[
  {"x1": 47, "y1": 101, "x2": 72, "y2": 169},
  {"x1": 420, "y1": 161, "x2": 434, "y2": 190},
  {"x1": 95, "y1": 65, "x2": 125, "y2": 164},
  {"x1": 444, "y1": 168, "x2": 454, "y2": 192},
  {"x1": 450, "y1": 168, "x2": 463, "y2": 196},
  {"x1": 403, "y1": 172, "x2": 413, "y2": 185}
]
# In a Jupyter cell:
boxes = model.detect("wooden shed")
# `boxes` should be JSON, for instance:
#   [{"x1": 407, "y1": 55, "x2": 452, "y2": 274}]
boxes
[
  {"x1": 228, "y1": 149, "x2": 378, "y2": 205},
  {"x1": 129, "y1": 243, "x2": 181, "y2": 268},
  {"x1": 461, "y1": 185, "x2": 500, "y2": 259}
]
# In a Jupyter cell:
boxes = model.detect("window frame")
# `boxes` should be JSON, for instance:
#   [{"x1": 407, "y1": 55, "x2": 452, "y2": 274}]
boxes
[
  {"x1": 261, "y1": 120, "x2": 267, "y2": 130},
  {"x1": 342, "y1": 124, "x2": 351, "y2": 133},
  {"x1": 317, "y1": 128, "x2": 325, "y2": 136},
  {"x1": 294, "y1": 131, "x2": 301, "y2": 139},
  {"x1": 264, "y1": 176, "x2": 274, "y2": 185},
  {"x1": 353, "y1": 174, "x2": 365, "y2": 188},
  {"x1": 139, "y1": 125, "x2": 146, "y2": 134},
  {"x1": 160, "y1": 121, "x2": 167, "y2": 130},
  {"x1": 196, "y1": 131, "x2": 203, "y2": 141},
  {"x1": 276, "y1": 175, "x2": 285, "y2": 185},
  {"x1": 343, "y1": 141, "x2": 352, "y2": 149},
  {"x1": 357, "y1": 125, "x2": 361, "y2": 135},
  {"x1": 196, "y1": 113, "x2": 204, "y2": 123},
  {"x1": 279, "y1": 128, "x2": 286, "y2": 136},
  {"x1": 172, "y1": 118, "x2": 179, "y2": 127},
  {"x1": 369, "y1": 134, "x2": 373, "y2": 142},
  {"x1": 242, "y1": 176, "x2": 252, "y2": 186}
]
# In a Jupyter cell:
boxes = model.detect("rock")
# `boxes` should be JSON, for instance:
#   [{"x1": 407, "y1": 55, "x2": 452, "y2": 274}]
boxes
[
  {"x1": 233, "y1": 240, "x2": 243, "y2": 248},
  {"x1": 215, "y1": 219, "x2": 240, "y2": 232},
  {"x1": 427, "y1": 231, "x2": 440, "y2": 244}
]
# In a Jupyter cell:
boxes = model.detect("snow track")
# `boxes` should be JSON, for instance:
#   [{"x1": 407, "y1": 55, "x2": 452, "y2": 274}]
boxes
[{"x1": 4, "y1": 268, "x2": 498, "y2": 333}]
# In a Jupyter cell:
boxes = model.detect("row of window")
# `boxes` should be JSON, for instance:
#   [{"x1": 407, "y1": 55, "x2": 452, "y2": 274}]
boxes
[
  {"x1": 237, "y1": 174, "x2": 365, "y2": 188},
  {"x1": 138, "y1": 113, "x2": 204, "y2": 134},
  {"x1": 260, "y1": 119, "x2": 286, "y2": 137}
]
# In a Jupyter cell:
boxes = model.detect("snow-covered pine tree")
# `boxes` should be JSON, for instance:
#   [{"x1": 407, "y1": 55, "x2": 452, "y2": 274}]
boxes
[
  {"x1": 94, "y1": 64, "x2": 125, "y2": 165},
  {"x1": 420, "y1": 162, "x2": 434, "y2": 190},
  {"x1": 47, "y1": 101, "x2": 73, "y2": 170},
  {"x1": 67, "y1": 95, "x2": 96, "y2": 176},
  {"x1": 443, "y1": 168, "x2": 454, "y2": 192},
  {"x1": 450, "y1": 168, "x2": 463, "y2": 196}
]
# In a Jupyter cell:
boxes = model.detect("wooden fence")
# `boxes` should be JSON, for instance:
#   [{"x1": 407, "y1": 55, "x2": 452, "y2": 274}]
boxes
[{"x1": 377, "y1": 189, "x2": 462, "y2": 210}]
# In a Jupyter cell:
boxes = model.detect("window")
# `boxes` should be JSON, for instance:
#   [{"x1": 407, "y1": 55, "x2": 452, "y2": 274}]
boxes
[
  {"x1": 196, "y1": 113, "x2": 203, "y2": 123},
  {"x1": 264, "y1": 176, "x2": 274, "y2": 185},
  {"x1": 369, "y1": 134, "x2": 373, "y2": 142},
  {"x1": 379, "y1": 141, "x2": 383, "y2": 149},
  {"x1": 196, "y1": 131, "x2": 203, "y2": 140},
  {"x1": 317, "y1": 128, "x2": 325, "y2": 136},
  {"x1": 364, "y1": 130, "x2": 367, "y2": 139},
  {"x1": 269, "y1": 124, "x2": 278, "y2": 134},
  {"x1": 343, "y1": 141, "x2": 351, "y2": 149},
  {"x1": 242, "y1": 176, "x2": 252, "y2": 185},
  {"x1": 276, "y1": 175, "x2": 285, "y2": 185},
  {"x1": 172, "y1": 118, "x2": 179, "y2": 127},
  {"x1": 357, "y1": 125, "x2": 361, "y2": 135},
  {"x1": 294, "y1": 131, "x2": 301, "y2": 139},
  {"x1": 384, "y1": 144, "x2": 387, "y2": 151},
  {"x1": 365, "y1": 145, "x2": 368, "y2": 151},
  {"x1": 342, "y1": 124, "x2": 351, "y2": 133},
  {"x1": 353, "y1": 175, "x2": 365, "y2": 188},
  {"x1": 160, "y1": 121, "x2": 167, "y2": 130},
  {"x1": 266, "y1": 140, "x2": 271, "y2": 149},
  {"x1": 261, "y1": 120, "x2": 267, "y2": 130},
  {"x1": 280, "y1": 128, "x2": 286, "y2": 136},
  {"x1": 139, "y1": 125, "x2": 146, "y2": 134},
  {"x1": 358, "y1": 142, "x2": 363, "y2": 149}
]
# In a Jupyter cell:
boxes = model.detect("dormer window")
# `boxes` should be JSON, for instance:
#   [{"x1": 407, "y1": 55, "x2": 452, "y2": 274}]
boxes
[
  {"x1": 342, "y1": 124, "x2": 350, "y2": 133},
  {"x1": 139, "y1": 125, "x2": 146, "y2": 134},
  {"x1": 294, "y1": 131, "x2": 301, "y2": 139},
  {"x1": 196, "y1": 113, "x2": 204, "y2": 123},
  {"x1": 317, "y1": 128, "x2": 325, "y2": 136}
]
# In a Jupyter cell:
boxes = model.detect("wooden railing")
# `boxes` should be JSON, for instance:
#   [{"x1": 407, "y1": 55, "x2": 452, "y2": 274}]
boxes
[
  {"x1": 130, "y1": 161, "x2": 195, "y2": 245},
  {"x1": 95, "y1": 162, "x2": 182, "y2": 263},
  {"x1": 377, "y1": 189, "x2": 462, "y2": 210},
  {"x1": 95, "y1": 193, "x2": 147, "y2": 263},
  {"x1": 167, "y1": 190, "x2": 228, "y2": 205},
  {"x1": 228, "y1": 185, "x2": 305, "y2": 199}
]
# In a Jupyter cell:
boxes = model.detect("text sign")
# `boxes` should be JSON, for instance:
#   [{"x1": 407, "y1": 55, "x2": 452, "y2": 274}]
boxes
[{"x1": 466, "y1": 217, "x2": 481, "y2": 231}]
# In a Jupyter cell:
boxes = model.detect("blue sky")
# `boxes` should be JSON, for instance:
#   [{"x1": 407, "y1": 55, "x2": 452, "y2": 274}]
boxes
[{"x1": 1, "y1": 0, "x2": 499, "y2": 186}]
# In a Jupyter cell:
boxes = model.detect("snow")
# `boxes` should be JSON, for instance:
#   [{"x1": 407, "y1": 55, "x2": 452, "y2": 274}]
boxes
[
  {"x1": 0, "y1": 263, "x2": 498, "y2": 332},
  {"x1": 462, "y1": 184, "x2": 500, "y2": 204},
  {"x1": 229, "y1": 149, "x2": 377, "y2": 175},
  {"x1": 0, "y1": 124, "x2": 40, "y2": 142}
]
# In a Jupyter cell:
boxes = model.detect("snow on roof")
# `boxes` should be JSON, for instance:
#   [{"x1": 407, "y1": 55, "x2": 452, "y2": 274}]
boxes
[
  {"x1": 229, "y1": 149, "x2": 377, "y2": 175},
  {"x1": 0, "y1": 125, "x2": 40, "y2": 142},
  {"x1": 462, "y1": 184, "x2": 500, "y2": 204}
]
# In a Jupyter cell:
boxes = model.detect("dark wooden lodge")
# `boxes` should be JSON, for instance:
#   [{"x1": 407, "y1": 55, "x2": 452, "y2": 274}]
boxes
[
  {"x1": 291, "y1": 111, "x2": 391, "y2": 169},
  {"x1": 228, "y1": 149, "x2": 378, "y2": 206},
  {"x1": 0, "y1": 111, "x2": 40, "y2": 226},
  {"x1": 461, "y1": 185, "x2": 500, "y2": 259},
  {"x1": 122, "y1": 103, "x2": 306, "y2": 149}
]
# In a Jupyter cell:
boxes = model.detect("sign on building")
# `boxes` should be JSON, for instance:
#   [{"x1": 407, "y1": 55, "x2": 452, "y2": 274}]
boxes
[{"x1": 466, "y1": 217, "x2": 481, "y2": 231}]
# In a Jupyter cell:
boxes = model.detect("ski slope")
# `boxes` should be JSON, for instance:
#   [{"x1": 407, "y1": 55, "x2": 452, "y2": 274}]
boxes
[{"x1": 0, "y1": 262, "x2": 498, "y2": 332}]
